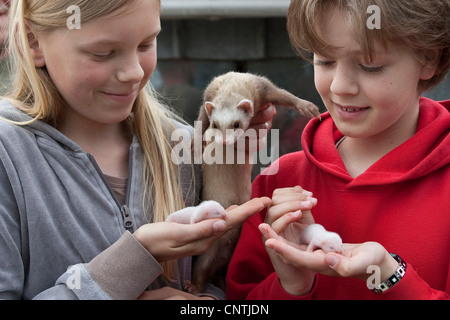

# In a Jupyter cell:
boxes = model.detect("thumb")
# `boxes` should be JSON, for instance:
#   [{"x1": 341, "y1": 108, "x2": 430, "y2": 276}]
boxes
[
  {"x1": 324, "y1": 253, "x2": 341, "y2": 270},
  {"x1": 324, "y1": 253, "x2": 368, "y2": 279}
]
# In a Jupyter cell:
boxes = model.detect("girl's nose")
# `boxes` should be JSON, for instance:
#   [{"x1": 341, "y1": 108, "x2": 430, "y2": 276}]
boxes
[{"x1": 117, "y1": 55, "x2": 145, "y2": 84}]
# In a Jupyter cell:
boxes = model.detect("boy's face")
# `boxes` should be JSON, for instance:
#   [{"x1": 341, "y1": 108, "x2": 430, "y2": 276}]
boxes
[
  {"x1": 32, "y1": 0, "x2": 160, "y2": 128},
  {"x1": 313, "y1": 8, "x2": 434, "y2": 140}
]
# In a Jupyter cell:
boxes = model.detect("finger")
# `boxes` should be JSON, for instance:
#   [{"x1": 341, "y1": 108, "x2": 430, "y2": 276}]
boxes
[
  {"x1": 225, "y1": 197, "x2": 272, "y2": 229},
  {"x1": 324, "y1": 253, "x2": 369, "y2": 279},
  {"x1": 226, "y1": 205, "x2": 239, "y2": 212},
  {"x1": 166, "y1": 219, "x2": 228, "y2": 257},
  {"x1": 248, "y1": 120, "x2": 271, "y2": 133},
  {"x1": 272, "y1": 191, "x2": 316, "y2": 207},
  {"x1": 270, "y1": 209, "x2": 303, "y2": 234},
  {"x1": 265, "y1": 200, "x2": 313, "y2": 226},
  {"x1": 250, "y1": 104, "x2": 276, "y2": 125},
  {"x1": 171, "y1": 218, "x2": 227, "y2": 245},
  {"x1": 260, "y1": 223, "x2": 305, "y2": 250},
  {"x1": 272, "y1": 186, "x2": 314, "y2": 204},
  {"x1": 259, "y1": 223, "x2": 281, "y2": 241},
  {"x1": 265, "y1": 238, "x2": 334, "y2": 275}
]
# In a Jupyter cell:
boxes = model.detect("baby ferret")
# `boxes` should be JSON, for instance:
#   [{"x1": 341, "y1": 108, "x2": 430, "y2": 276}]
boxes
[{"x1": 300, "y1": 224, "x2": 343, "y2": 254}]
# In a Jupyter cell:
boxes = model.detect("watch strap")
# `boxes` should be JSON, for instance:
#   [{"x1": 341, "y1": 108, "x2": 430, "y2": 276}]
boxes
[{"x1": 371, "y1": 253, "x2": 407, "y2": 294}]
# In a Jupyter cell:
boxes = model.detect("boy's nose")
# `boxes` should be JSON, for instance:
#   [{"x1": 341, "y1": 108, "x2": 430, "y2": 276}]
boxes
[{"x1": 330, "y1": 65, "x2": 359, "y2": 96}]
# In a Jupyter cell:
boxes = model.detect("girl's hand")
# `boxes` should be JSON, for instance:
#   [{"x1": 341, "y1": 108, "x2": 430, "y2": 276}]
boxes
[
  {"x1": 134, "y1": 197, "x2": 271, "y2": 262},
  {"x1": 263, "y1": 224, "x2": 398, "y2": 284},
  {"x1": 260, "y1": 186, "x2": 318, "y2": 296}
]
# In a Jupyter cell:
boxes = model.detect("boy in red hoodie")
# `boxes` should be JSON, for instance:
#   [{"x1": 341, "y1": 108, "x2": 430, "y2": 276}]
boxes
[{"x1": 227, "y1": 0, "x2": 450, "y2": 300}]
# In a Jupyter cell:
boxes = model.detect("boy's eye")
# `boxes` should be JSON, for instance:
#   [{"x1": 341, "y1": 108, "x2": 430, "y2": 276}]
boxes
[
  {"x1": 359, "y1": 64, "x2": 384, "y2": 73},
  {"x1": 314, "y1": 60, "x2": 335, "y2": 67}
]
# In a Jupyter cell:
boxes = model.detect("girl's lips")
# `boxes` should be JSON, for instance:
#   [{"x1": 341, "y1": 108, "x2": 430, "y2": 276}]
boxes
[{"x1": 101, "y1": 90, "x2": 138, "y2": 103}]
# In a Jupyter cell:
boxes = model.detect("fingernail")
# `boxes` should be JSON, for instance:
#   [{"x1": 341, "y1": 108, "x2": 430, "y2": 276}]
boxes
[
  {"x1": 325, "y1": 254, "x2": 339, "y2": 269},
  {"x1": 290, "y1": 210, "x2": 302, "y2": 218},
  {"x1": 301, "y1": 200, "x2": 312, "y2": 207},
  {"x1": 213, "y1": 220, "x2": 227, "y2": 233},
  {"x1": 259, "y1": 226, "x2": 269, "y2": 238}
]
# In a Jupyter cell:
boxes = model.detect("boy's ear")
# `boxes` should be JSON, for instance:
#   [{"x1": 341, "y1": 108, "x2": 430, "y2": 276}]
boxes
[
  {"x1": 419, "y1": 49, "x2": 439, "y2": 81},
  {"x1": 25, "y1": 21, "x2": 45, "y2": 67}
]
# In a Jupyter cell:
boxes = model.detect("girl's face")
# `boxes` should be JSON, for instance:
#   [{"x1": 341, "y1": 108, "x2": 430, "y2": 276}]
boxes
[
  {"x1": 33, "y1": 0, "x2": 160, "y2": 127},
  {"x1": 313, "y1": 8, "x2": 434, "y2": 141}
]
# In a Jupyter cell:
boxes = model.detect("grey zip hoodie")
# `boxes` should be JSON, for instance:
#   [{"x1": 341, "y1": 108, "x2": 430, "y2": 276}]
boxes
[{"x1": 0, "y1": 99, "x2": 215, "y2": 300}]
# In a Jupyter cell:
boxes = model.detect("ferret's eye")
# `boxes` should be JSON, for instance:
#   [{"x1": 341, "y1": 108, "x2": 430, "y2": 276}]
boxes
[{"x1": 234, "y1": 122, "x2": 240, "y2": 129}]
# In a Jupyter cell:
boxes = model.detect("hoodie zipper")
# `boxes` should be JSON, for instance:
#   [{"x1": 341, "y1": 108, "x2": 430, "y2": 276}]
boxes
[{"x1": 87, "y1": 153, "x2": 134, "y2": 231}]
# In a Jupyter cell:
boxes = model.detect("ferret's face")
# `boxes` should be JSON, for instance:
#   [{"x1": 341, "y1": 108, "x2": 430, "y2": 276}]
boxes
[
  {"x1": 206, "y1": 108, "x2": 252, "y2": 146},
  {"x1": 321, "y1": 234, "x2": 343, "y2": 254}
]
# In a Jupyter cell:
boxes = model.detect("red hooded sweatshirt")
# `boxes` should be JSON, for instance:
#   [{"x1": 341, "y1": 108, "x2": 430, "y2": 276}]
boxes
[{"x1": 226, "y1": 98, "x2": 450, "y2": 300}]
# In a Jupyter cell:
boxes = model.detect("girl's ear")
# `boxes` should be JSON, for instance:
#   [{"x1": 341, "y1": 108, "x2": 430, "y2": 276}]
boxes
[{"x1": 25, "y1": 21, "x2": 45, "y2": 67}]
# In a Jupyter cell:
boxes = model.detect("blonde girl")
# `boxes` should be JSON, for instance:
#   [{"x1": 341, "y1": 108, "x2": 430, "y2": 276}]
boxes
[{"x1": 0, "y1": 0, "x2": 271, "y2": 300}]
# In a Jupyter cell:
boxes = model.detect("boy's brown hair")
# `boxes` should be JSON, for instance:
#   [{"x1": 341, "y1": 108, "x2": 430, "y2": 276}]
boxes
[{"x1": 287, "y1": 0, "x2": 450, "y2": 92}]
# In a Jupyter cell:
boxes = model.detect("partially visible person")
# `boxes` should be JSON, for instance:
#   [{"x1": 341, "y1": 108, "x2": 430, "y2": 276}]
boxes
[
  {"x1": 0, "y1": 0, "x2": 10, "y2": 95},
  {"x1": 227, "y1": 0, "x2": 449, "y2": 300}
]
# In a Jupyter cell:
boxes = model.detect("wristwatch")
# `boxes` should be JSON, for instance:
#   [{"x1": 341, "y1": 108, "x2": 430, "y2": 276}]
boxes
[{"x1": 371, "y1": 253, "x2": 407, "y2": 294}]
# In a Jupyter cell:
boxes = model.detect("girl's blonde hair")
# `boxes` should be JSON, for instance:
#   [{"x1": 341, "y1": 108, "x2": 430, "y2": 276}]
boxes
[
  {"x1": 287, "y1": 0, "x2": 450, "y2": 92},
  {"x1": 8, "y1": 0, "x2": 186, "y2": 278}
]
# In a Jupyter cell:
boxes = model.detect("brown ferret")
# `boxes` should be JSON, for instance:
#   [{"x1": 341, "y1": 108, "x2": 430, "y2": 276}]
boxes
[{"x1": 177, "y1": 72, "x2": 320, "y2": 293}]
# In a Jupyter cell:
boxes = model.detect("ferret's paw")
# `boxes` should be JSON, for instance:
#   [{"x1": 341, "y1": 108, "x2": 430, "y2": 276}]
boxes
[
  {"x1": 190, "y1": 200, "x2": 227, "y2": 223},
  {"x1": 297, "y1": 100, "x2": 321, "y2": 119}
]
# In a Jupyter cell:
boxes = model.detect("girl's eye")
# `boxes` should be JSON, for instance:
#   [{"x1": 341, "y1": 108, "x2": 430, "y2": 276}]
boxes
[
  {"x1": 139, "y1": 43, "x2": 154, "y2": 51},
  {"x1": 360, "y1": 64, "x2": 384, "y2": 73},
  {"x1": 91, "y1": 52, "x2": 115, "y2": 60}
]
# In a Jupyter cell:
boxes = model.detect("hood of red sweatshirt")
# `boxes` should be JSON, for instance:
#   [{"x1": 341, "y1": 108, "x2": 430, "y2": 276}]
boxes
[{"x1": 302, "y1": 97, "x2": 450, "y2": 187}]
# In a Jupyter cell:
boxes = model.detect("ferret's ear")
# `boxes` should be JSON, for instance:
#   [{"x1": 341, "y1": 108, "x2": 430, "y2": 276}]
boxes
[
  {"x1": 237, "y1": 99, "x2": 254, "y2": 117},
  {"x1": 205, "y1": 101, "x2": 215, "y2": 116}
]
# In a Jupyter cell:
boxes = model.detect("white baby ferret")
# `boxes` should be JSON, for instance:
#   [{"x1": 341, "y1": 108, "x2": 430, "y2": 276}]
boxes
[{"x1": 300, "y1": 223, "x2": 343, "y2": 254}]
